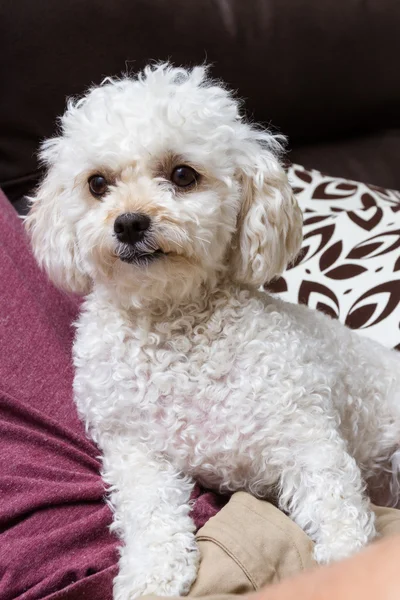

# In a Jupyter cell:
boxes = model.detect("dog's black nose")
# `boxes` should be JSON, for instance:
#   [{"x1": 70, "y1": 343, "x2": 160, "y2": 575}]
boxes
[{"x1": 114, "y1": 213, "x2": 151, "y2": 245}]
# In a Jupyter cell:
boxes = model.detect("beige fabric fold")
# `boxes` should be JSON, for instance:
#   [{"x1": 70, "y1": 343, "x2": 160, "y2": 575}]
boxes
[{"x1": 145, "y1": 493, "x2": 400, "y2": 600}]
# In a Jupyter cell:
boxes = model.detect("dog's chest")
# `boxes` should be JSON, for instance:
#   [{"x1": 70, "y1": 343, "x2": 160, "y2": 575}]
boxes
[
  {"x1": 124, "y1": 309, "x2": 296, "y2": 472},
  {"x1": 74, "y1": 293, "x2": 305, "y2": 438},
  {"x1": 74, "y1": 290, "x2": 336, "y2": 467},
  {"x1": 134, "y1": 322, "x2": 241, "y2": 417}
]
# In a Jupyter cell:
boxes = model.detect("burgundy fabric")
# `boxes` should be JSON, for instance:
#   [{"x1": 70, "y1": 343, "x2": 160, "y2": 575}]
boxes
[{"x1": 0, "y1": 191, "x2": 221, "y2": 599}]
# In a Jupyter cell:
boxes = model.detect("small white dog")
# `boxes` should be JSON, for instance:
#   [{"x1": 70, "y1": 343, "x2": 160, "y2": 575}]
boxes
[{"x1": 26, "y1": 64, "x2": 400, "y2": 599}]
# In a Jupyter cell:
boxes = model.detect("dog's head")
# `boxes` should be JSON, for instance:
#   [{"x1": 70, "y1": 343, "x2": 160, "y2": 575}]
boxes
[{"x1": 26, "y1": 64, "x2": 302, "y2": 307}]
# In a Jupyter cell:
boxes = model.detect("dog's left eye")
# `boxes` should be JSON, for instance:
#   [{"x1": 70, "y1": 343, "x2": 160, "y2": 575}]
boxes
[
  {"x1": 170, "y1": 166, "x2": 199, "y2": 188},
  {"x1": 88, "y1": 175, "x2": 109, "y2": 198}
]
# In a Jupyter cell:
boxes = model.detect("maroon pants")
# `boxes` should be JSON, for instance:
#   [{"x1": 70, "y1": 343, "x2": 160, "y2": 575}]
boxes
[{"x1": 0, "y1": 191, "x2": 222, "y2": 600}]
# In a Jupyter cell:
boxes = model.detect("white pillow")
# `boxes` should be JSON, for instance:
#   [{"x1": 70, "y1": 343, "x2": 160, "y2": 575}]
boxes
[{"x1": 267, "y1": 165, "x2": 400, "y2": 350}]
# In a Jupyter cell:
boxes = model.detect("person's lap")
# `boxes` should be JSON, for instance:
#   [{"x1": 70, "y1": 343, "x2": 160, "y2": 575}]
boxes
[
  {"x1": 1, "y1": 190, "x2": 399, "y2": 600},
  {"x1": 0, "y1": 191, "x2": 118, "y2": 600}
]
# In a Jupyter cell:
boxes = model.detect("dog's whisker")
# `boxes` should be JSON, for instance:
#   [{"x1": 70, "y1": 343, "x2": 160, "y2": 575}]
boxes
[
  {"x1": 170, "y1": 239, "x2": 184, "y2": 251},
  {"x1": 194, "y1": 236, "x2": 211, "y2": 245}
]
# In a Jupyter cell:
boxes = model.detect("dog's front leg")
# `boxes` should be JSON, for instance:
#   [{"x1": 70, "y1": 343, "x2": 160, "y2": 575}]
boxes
[
  {"x1": 277, "y1": 420, "x2": 376, "y2": 564},
  {"x1": 101, "y1": 438, "x2": 198, "y2": 600}
]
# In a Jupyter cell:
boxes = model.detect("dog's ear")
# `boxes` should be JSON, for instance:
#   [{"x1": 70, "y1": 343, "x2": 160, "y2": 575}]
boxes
[
  {"x1": 230, "y1": 142, "x2": 303, "y2": 287},
  {"x1": 25, "y1": 140, "x2": 91, "y2": 294}
]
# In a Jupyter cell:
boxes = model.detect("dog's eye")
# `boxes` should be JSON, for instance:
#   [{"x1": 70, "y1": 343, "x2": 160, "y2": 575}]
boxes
[
  {"x1": 88, "y1": 175, "x2": 109, "y2": 198},
  {"x1": 171, "y1": 166, "x2": 198, "y2": 188}
]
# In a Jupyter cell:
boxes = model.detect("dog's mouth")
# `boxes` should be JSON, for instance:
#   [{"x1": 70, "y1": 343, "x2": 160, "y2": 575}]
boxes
[{"x1": 118, "y1": 247, "x2": 168, "y2": 265}]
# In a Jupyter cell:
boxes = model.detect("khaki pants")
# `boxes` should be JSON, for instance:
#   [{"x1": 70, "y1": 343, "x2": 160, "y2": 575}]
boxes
[{"x1": 149, "y1": 492, "x2": 400, "y2": 600}]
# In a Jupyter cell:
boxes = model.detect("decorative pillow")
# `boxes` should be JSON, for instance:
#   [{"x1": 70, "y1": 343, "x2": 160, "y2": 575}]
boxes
[{"x1": 267, "y1": 165, "x2": 400, "y2": 351}]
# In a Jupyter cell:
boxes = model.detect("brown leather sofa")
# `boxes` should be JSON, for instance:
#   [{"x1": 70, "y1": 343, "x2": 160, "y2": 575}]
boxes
[{"x1": 1, "y1": 0, "x2": 400, "y2": 214}]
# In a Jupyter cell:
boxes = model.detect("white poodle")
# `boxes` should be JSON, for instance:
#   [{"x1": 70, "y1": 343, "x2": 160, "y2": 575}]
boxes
[{"x1": 26, "y1": 64, "x2": 400, "y2": 599}]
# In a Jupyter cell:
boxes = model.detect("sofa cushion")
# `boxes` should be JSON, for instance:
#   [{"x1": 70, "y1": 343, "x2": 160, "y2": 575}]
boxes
[
  {"x1": 267, "y1": 164, "x2": 400, "y2": 350},
  {"x1": 290, "y1": 129, "x2": 400, "y2": 193}
]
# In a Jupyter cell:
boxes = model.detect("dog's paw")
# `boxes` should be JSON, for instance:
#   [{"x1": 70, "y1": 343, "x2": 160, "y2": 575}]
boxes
[
  {"x1": 114, "y1": 546, "x2": 199, "y2": 599},
  {"x1": 313, "y1": 536, "x2": 370, "y2": 564},
  {"x1": 313, "y1": 510, "x2": 376, "y2": 564}
]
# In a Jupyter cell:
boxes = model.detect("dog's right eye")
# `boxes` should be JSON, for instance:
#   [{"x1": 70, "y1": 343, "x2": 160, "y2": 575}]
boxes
[
  {"x1": 170, "y1": 166, "x2": 199, "y2": 188},
  {"x1": 88, "y1": 175, "x2": 109, "y2": 198}
]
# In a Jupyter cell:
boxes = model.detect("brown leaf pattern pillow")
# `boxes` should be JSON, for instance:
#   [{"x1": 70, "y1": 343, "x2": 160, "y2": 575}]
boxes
[{"x1": 267, "y1": 165, "x2": 400, "y2": 350}]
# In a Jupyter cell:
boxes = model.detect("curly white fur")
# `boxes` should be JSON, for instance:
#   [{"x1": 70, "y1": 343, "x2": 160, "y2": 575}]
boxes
[{"x1": 25, "y1": 64, "x2": 400, "y2": 599}]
